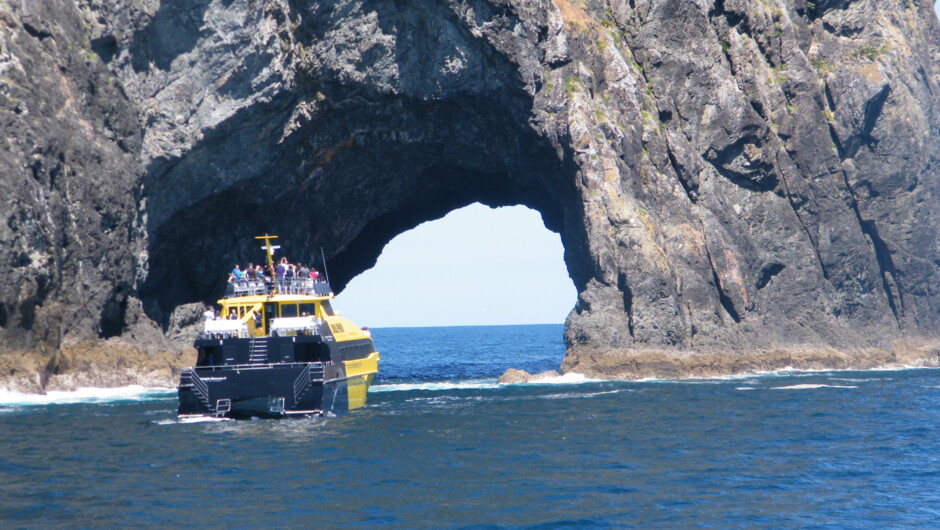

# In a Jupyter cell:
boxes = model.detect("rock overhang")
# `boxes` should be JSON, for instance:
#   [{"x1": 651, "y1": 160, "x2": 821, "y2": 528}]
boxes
[{"x1": 139, "y1": 87, "x2": 586, "y2": 323}]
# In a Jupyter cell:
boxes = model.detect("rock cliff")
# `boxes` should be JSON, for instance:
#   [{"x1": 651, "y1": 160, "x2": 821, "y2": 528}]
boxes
[{"x1": 2, "y1": 0, "x2": 939, "y2": 390}]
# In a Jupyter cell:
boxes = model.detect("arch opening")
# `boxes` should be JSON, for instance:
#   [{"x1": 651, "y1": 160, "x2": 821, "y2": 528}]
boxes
[
  {"x1": 337, "y1": 203, "x2": 577, "y2": 328},
  {"x1": 139, "y1": 153, "x2": 588, "y2": 329}
]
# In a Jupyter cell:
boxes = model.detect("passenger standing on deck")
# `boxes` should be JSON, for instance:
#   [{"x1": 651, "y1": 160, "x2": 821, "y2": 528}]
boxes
[
  {"x1": 275, "y1": 258, "x2": 286, "y2": 293},
  {"x1": 246, "y1": 263, "x2": 256, "y2": 280},
  {"x1": 229, "y1": 264, "x2": 243, "y2": 283},
  {"x1": 204, "y1": 308, "x2": 216, "y2": 321},
  {"x1": 285, "y1": 263, "x2": 296, "y2": 293},
  {"x1": 256, "y1": 264, "x2": 268, "y2": 290},
  {"x1": 299, "y1": 264, "x2": 311, "y2": 294}
]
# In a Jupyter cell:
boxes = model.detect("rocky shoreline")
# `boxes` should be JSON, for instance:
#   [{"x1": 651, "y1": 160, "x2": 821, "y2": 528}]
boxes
[
  {"x1": 3, "y1": 339, "x2": 939, "y2": 395},
  {"x1": 0, "y1": 340, "x2": 194, "y2": 395},
  {"x1": 500, "y1": 340, "x2": 940, "y2": 382}
]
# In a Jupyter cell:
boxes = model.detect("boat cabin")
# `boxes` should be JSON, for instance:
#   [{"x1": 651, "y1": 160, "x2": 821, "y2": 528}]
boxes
[{"x1": 207, "y1": 295, "x2": 338, "y2": 339}]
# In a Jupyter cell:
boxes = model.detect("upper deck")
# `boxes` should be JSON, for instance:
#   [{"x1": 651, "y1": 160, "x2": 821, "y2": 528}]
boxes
[
  {"x1": 203, "y1": 234, "x2": 371, "y2": 341},
  {"x1": 223, "y1": 277, "x2": 333, "y2": 300}
]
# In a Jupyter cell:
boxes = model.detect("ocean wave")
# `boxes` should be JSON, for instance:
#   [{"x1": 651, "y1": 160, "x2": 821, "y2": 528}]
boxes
[
  {"x1": 369, "y1": 380, "x2": 500, "y2": 392},
  {"x1": 0, "y1": 386, "x2": 175, "y2": 406},
  {"x1": 503, "y1": 372, "x2": 604, "y2": 385},
  {"x1": 770, "y1": 384, "x2": 858, "y2": 390},
  {"x1": 629, "y1": 364, "x2": 938, "y2": 384},
  {"x1": 373, "y1": 372, "x2": 607, "y2": 392},
  {"x1": 536, "y1": 389, "x2": 633, "y2": 400},
  {"x1": 635, "y1": 373, "x2": 762, "y2": 383}
]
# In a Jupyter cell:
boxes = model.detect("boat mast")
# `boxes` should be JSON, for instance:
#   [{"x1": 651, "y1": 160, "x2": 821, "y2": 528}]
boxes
[{"x1": 255, "y1": 234, "x2": 279, "y2": 294}]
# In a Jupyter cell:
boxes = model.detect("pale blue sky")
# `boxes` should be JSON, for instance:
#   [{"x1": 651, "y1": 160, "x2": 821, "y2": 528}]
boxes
[{"x1": 335, "y1": 204, "x2": 576, "y2": 328}]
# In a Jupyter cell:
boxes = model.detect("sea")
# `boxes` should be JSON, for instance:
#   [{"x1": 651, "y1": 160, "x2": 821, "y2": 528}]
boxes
[{"x1": 1, "y1": 324, "x2": 939, "y2": 528}]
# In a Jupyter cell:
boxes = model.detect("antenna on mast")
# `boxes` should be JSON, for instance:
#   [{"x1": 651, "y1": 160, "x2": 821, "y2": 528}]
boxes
[{"x1": 320, "y1": 247, "x2": 330, "y2": 286}]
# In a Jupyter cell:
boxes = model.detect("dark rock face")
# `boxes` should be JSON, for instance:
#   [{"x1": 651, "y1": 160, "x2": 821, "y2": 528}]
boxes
[
  {"x1": 0, "y1": 1, "x2": 144, "y2": 354},
  {"x1": 2, "y1": 0, "x2": 939, "y2": 387}
]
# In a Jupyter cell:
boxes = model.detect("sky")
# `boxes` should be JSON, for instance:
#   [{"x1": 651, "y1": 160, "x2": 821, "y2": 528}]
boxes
[{"x1": 334, "y1": 204, "x2": 577, "y2": 328}]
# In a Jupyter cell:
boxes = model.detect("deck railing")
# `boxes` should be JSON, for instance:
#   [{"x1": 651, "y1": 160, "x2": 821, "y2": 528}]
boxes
[{"x1": 224, "y1": 278, "x2": 332, "y2": 298}]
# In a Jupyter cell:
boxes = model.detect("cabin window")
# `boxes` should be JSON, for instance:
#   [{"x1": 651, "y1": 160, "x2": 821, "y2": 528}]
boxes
[
  {"x1": 299, "y1": 303, "x2": 315, "y2": 317},
  {"x1": 281, "y1": 304, "x2": 298, "y2": 318},
  {"x1": 198, "y1": 347, "x2": 221, "y2": 367},
  {"x1": 297, "y1": 342, "x2": 330, "y2": 363},
  {"x1": 320, "y1": 301, "x2": 335, "y2": 317}
]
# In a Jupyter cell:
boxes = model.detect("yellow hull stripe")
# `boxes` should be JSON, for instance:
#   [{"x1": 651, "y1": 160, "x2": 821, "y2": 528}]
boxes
[{"x1": 344, "y1": 352, "x2": 380, "y2": 410}]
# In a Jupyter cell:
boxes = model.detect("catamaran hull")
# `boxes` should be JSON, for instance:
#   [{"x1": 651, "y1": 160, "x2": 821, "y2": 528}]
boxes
[{"x1": 178, "y1": 362, "x2": 376, "y2": 419}]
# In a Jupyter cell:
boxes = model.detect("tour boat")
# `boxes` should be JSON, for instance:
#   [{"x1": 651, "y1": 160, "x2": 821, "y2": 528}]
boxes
[{"x1": 177, "y1": 235, "x2": 380, "y2": 419}]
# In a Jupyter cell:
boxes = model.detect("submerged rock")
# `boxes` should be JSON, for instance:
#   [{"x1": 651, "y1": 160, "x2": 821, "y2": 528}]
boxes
[
  {"x1": 1, "y1": 0, "x2": 940, "y2": 388},
  {"x1": 498, "y1": 368, "x2": 561, "y2": 384}
]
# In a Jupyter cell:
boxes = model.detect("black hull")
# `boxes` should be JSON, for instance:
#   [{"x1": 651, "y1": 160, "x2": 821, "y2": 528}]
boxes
[{"x1": 178, "y1": 363, "x2": 349, "y2": 419}]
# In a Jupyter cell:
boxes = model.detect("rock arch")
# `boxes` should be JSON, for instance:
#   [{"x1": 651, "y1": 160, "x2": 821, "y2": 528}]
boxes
[{"x1": 3, "y1": 0, "x2": 939, "y2": 384}]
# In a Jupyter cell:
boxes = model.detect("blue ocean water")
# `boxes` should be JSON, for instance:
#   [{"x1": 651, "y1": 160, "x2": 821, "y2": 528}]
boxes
[{"x1": 1, "y1": 324, "x2": 939, "y2": 528}]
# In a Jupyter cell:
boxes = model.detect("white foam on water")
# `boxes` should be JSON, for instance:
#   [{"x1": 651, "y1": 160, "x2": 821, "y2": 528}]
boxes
[
  {"x1": 503, "y1": 372, "x2": 604, "y2": 385},
  {"x1": 867, "y1": 365, "x2": 940, "y2": 372},
  {"x1": 374, "y1": 372, "x2": 608, "y2": 393},
  {"x1": 370, "y1": 380, "x2": 500, "y2": 392},
  {"x1": 634, "y1": 372, "x2": 777, "y2": 384},
  {"x1": 771, "y1": 384, "x2": 858, "y2": 390},
  {"x1": 537, "y1": 388, "x2": 633, "y2": 400},
  {"x1": 0, "y1": 385, "x2": 175, "y2": 406},
  {"x1": 403, "y1": 395, "x2": 464, "y2": 404},
  {"x1": 168, "y1": 416, "x2": 232, "y2": 424},
  {"x1": 627, "y1": 364, "x2": 938, "y2": 385}
]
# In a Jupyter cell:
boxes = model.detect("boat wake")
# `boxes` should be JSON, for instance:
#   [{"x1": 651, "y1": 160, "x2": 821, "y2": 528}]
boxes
[
  {"x1": 0, "y1": 386, "x2": 175, "y2": 407},
  {"x1": 154, "y1": 416, "x2": 232, "y2": 425}
]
